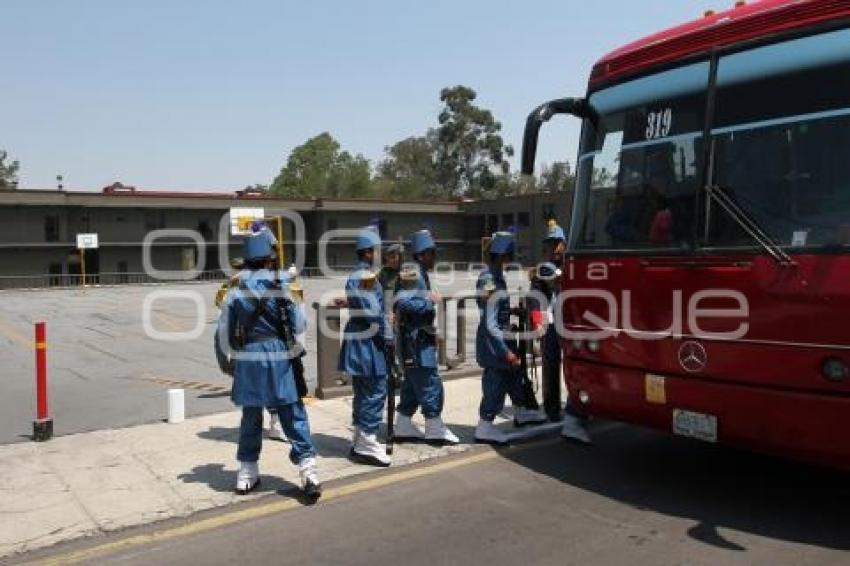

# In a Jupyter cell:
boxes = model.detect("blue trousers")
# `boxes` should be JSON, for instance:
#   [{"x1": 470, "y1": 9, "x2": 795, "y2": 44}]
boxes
[
  {"x1": 479, "y1": 367, "x2": 527, "y2": 421},
  {"x1": 397, "y1": 366, "x2": 444, "y2": 419},
  {"x1": 237, "y1": 402, "x2": 316, "y2": 465},
  {"x1": 352, "y1": 374, "x2": 387, "y2": 434}
]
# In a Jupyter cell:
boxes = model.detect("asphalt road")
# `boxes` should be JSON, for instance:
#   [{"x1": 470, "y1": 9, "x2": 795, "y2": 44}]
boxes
[
  {"x1": 20, "y1": 423, "x2": 850, "y2": 566},
  {"x1": 0, "y1": 273, "x2": 497, "y2": 443}
]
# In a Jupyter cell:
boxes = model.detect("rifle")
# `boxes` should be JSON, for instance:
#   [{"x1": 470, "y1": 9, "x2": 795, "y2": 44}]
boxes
[
  {"x1": 514, "y1": 293, "x2": 540, "y2": 411},
  {"x1": 384, "y1": 342, "x2": 403, "y2": 455},
  {"x1": 271, "y1": 278, "x2": 309, "y2": 398}
]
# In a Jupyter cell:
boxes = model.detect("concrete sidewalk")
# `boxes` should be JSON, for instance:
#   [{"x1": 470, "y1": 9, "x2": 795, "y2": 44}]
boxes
[{"x1": 0, "y1": 376, "x2": 560, "y2": 559}]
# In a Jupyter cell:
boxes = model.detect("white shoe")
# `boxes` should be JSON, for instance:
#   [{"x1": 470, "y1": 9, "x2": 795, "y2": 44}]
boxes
[
  {"x1": 513, "y1": 406, "x2": 548, "y2": 427},
  {"x1": 235, "y1": 461, "x2": 259, "y2": 495},
  {"x1": 351, "y1": 431, "x2": 392, "y2": 467},
  {"x1": 561, "y1": 414, "x2": 592, "y2": 445},
  {"x1": 474, "y1": 419, "x2": 509, "y2": 445},
  {"x1": 267, "y1": 412, "x2": 288, "y2": 442},
  {"x1": 393, "y1": 413, "x2": 424, "y2": 441},
  {"x1": 424, "y1": 417, "x2": 459, "y2": 445},
  {"x1": 299, "y1": 457, "x2": 322, "y2": 501}
]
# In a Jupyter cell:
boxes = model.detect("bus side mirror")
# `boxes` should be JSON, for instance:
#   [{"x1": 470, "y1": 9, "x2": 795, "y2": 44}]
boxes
[{"x1": 521, "y1": 97, "x2": 591, "y2": 175}]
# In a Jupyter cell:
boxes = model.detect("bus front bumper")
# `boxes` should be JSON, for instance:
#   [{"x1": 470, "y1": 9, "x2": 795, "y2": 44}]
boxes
[{"x1": 566, "y1": 360, "x2": 850, "y2": 471}]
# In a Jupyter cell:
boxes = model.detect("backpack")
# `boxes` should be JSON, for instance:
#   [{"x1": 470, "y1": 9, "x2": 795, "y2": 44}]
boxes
[{"x1": 216, "y1": 283, "x2": 270, "y2": 376}]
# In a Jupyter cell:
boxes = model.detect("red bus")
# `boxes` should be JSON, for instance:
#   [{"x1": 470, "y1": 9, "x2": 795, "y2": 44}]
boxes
[{"x1": 522, "y1": 0, "x2": 850, "y2": 470}]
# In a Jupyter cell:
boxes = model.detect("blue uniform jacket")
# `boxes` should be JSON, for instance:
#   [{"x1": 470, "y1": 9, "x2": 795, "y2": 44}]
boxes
[
  {"x1": 214, "y1": 269, "x2": 305, "y2": 407},
  {"x1": 338, "y1": 261, "x2": 393, "y2": 376},
  {"x1": 395, "y1": 262, "x2": 438, "y2": 368},
  {"x1": 476, "y1": 266, "x2": 512, "y2": 370}
]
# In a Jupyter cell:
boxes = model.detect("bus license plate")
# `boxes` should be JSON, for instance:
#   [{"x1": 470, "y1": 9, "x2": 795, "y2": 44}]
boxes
[{"x1": 672, "y1": 409, "x2": 717, "y2": 443}]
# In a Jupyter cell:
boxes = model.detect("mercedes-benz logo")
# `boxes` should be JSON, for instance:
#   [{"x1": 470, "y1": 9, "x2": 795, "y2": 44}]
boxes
[{"x1": 678, "y1": 341, "x2": 707, "y2": 373}]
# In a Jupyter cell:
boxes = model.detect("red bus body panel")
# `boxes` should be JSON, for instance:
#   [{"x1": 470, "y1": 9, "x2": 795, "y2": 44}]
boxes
[
  {"x1": 591, "y1": 0, "x2": 850, "y2": 88},
  {"x1": 561, "y1": 256, "x2": 850, "y2": 469}
]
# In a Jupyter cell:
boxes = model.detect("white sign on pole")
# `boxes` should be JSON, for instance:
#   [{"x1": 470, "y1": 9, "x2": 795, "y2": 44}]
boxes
[
  {"x1": 76, "y1": 233, "x2": 99, "y2": 249},
  {"x1": 230, "y1": 207, "x2": 265, "y2": 236}
]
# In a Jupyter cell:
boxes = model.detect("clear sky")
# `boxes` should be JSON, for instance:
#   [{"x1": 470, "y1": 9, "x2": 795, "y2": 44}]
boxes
[{"x1": 1, "y1": 0, "x2": 717, "y2": 192}]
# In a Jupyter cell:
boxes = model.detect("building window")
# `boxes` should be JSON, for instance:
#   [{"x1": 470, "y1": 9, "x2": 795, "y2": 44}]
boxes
[
  {"x1": 518, "y1": 211, "x2": 530, "y2": 228},
  {"x1": 501, "y1": 213, "x2": 514, "y2": 230},
  {"x1": 45, "y1": 215, "x2": 60, "y2": 242},
  {"x1": 145, "y1": 211, "x2": 165, "y2": 231},
  {"x1": 470, "y1": 215, "x2": 486, "y2": 238},
  {"x1": 327, "y1": 218, "x2": 338, "y2": 231},
  {"x1": 542, "y1": 203, "x2": 556, "y2": 221},
  {"x1": 487, "y1": 215, "x2": 498, "y2": 234},
  {"x1": 117, "y1": 261, "x2": 129, "y2": 284},
  {"x1": 197, "y1": 220, "x2": 213, "y2": 241},
  {"x1": 48, "y1": 262, "x2": 62, "y2": 286}
]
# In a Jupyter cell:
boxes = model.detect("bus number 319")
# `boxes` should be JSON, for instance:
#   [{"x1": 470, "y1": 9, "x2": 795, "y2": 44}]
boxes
[{"x1": 646, "y1": 108, "x2": 673, "y2": 140}]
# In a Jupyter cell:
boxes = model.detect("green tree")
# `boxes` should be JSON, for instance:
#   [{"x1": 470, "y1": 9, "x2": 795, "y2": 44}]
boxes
[
  {"x1": 374, "y1": 136, "x2": 438, "y2": 200},
  {"x1": 432, "y1": 86, "x2": 514, "y2": 199},
  {"x1": 270, "y1": 133, "x2": 372, "y2": 198},
  {"x1": 539, "y1": 161, "x2": 575, "y2": 193},
  {"x1": 0, "y1": 150, "x2": 20, "y2": 189}
]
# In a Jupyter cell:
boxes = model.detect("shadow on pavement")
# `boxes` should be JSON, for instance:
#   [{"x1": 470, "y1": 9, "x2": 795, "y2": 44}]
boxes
[
  {"x1": 177, "y1": 462, "x2": 301, "y2": 496},
  {"x1": 197, "y1": 426, "x2": 238, "y2": 444},
  {"x1": 197, "y1": 391, "x2": 232, "y2": 399},
  {"x1": 197, "y1": 426, "x2": 363, "y2": 461},
  {"x1": 499, "y1": 421, "x2": 850, "y2": 551},
  {"x1": 310, "y1": 432, "x2": 352, "y2": 457}
]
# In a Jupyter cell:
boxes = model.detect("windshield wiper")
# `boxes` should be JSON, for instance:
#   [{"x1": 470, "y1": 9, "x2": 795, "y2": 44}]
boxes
[{"x1": 706, "y1": 184, "x2": 795, "y2": 266}]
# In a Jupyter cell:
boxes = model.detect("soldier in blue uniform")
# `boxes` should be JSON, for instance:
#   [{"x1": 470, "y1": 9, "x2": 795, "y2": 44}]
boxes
[
  {"x1": 393, "y1": 229, "x2": 459, "y2": 445},
  {"x1": 474, "y1": 231, "x2": 544, "y2": 445},
  {"x1": 543, "y1": 221, "x2": 591, "y2": 444},
  {"x1": 338, "y1": 227, "x2": 393, "y2": 466},
  {"x1": 214, "y1": 230, "x2": 321, "y2": 500},
  {"x1": 532, "y1": 220, "x2": 591, "y2": 444}
]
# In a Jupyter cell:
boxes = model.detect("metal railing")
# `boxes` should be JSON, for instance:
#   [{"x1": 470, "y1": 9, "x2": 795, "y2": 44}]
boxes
[
  {"x1": 0, "y1": 266, "x2": 355, "y2": 290},
  {"x1": 0, "y1": 270, "x2": 230, "y2": 290},
  {"x1": 312, "y1": 291, "x2": 485, "y2": 399}
]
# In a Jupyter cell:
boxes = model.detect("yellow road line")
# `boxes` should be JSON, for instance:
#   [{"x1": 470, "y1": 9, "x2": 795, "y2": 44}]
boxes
[
  {"x1": 151, "y1": 311, "x2": 189, "y2": 333},
  {"x1": 0, "y1": 320, "x2": 35, "y2": 349},
  {"x1": 34, "y1": 450, "x2": 499, "y2": 565},
  {"x1": 0, "y1": 321, "x2": 73, "y2": 351}
]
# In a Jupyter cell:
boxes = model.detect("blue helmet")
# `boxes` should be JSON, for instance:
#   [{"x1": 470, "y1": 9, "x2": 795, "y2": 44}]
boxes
[
  {"x1": 411, "y1": 229, "x2": 436, "y2": 255},
  {"x1": 242, "y1": 231, "x2": 274, "y2": 261},
  {"x1": 356, "y1": 226, "x2": 381, "y2": 252},
  {"x1": 544, "y1": 219, "x2": 566, "y2": 243},
  {"x1": 489, "y1": 231, "x2": 515, "y2": 256}
]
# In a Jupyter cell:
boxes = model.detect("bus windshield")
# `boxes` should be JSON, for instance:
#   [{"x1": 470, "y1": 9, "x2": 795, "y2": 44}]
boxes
[
  {"x1": 572, "y1": 27, "x2": 850, "y2": 254},
  {"x1": 572, "y1": 62, "x2": 708, "y2": 252}
]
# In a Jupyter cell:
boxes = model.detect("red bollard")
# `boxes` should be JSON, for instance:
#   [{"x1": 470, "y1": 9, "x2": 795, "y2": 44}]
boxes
[{"x1": 33, "y1": 321, "x2": 53, "y2": 441}]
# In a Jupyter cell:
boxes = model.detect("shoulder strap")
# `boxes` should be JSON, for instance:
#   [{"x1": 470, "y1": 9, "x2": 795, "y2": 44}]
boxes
[{"x1": 239, "y1": 282, "x2": 270, "y2": 338}]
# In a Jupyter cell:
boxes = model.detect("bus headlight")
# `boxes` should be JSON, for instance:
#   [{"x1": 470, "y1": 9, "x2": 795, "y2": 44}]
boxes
[
  {"x1": 822, "y1": 357, "x2": 849, "y2": 382},
  {"x1": 572, "y1": 339, "x2": 584, "y2": 351},
  {"x1": 587, "y1": 340, "x2": 601, "y2": 353}
]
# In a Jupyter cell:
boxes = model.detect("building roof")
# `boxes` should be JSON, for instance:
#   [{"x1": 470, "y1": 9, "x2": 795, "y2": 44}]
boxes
[
  {"x1": 0, "y1": 187, "x2": 463, "y2": 213},
  {"x1": 590, "y1": 0, "x2": 850, "y2": 88}
]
